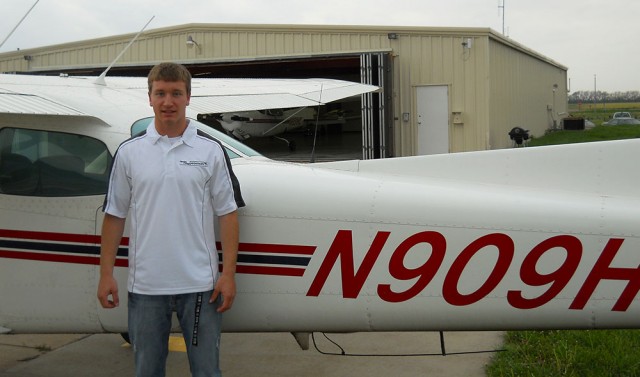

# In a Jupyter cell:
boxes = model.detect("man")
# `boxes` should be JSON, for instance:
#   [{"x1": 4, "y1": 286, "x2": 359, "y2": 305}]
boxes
[{"x1": 97, "y1": 62, "x2": 244, "y2": 377}]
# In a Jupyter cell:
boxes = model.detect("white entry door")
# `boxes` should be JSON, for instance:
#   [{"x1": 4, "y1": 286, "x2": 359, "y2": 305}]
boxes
[{"x1": 416, "y1": 85, "x2": 449, "y2": 155}]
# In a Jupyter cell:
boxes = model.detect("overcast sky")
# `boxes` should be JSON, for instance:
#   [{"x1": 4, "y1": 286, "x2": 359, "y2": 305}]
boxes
[{"x1": 1, "y1": 0, "x2": 638, "y2": 93}]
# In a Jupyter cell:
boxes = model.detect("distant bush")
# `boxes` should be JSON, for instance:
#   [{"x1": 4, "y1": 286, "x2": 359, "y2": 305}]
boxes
[{"x1": 569, "y1": 90, "x2": 640, "y2": 103}]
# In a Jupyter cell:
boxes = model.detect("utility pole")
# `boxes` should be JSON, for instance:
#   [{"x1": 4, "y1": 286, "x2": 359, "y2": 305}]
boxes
[
  {"x1": 498, "y1": 0, "x2": 506, "y2": 35},
  {"x1": 593, "y1": 74, "x2": 597, "y2": 108}
]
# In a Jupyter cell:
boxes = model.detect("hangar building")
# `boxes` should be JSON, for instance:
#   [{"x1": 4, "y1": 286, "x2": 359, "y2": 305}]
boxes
[{"x1": 0, "y1": 23, "x2": 568, "y2": 160}]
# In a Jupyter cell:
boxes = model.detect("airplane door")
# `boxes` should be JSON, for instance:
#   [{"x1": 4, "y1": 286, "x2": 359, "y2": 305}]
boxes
[{"x1": 416, "y1": 85, "x2": 449, "y2": 155}]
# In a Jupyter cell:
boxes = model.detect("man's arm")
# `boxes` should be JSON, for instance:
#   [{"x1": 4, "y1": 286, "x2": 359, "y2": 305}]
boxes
[
  {"x1": 97, "y1": 213, "x2": 126, "y2": 309},
  {"x1": 211, "y1": 210, "x2": 239, "y2": 312}
]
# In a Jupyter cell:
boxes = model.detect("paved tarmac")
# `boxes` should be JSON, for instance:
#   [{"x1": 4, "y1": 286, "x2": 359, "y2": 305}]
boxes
[{"x1": 0, "y1": 331, "x2": 503, "y2": 376}]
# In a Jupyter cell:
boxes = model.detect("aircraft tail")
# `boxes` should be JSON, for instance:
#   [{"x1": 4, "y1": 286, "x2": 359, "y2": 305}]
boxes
[{"x1": 314, "y1": 139, "x2": 640, "y2": 198}]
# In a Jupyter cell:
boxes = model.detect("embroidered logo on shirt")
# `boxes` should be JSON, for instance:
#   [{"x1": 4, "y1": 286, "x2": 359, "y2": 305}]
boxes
[{"x1": 180, "y1": 160, "x2": 208, "y2": 166}]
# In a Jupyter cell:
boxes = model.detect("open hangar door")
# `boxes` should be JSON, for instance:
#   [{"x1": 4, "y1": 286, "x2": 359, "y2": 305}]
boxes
[
  {"x1": 190, "y1": 53, "x2": 391, "y2": 162},
  {"x1": 361, "y1": 53, "x2": 392, "y2": 159}
]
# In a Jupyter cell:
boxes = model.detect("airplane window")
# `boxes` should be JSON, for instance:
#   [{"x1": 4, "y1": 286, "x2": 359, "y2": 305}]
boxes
[
  {"x1": 0, "y1": 128, "x2": 112, "y2": 197},
  {"x1": 130, "y1": 117, "x2": 153, "y2": 136},
  {"x1": 131, "y1": 117, "x2": 262, "y2": 159}
]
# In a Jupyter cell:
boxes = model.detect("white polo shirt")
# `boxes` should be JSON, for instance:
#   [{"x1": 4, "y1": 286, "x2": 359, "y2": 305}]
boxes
[{"x1": 104, "y1": 121, "x2": 242, "y2": 295}]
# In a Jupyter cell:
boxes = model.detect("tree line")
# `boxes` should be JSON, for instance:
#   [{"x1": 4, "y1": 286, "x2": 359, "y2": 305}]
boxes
[{"x1": 569, "y1": 90, "x2": 640, "y2": 103}]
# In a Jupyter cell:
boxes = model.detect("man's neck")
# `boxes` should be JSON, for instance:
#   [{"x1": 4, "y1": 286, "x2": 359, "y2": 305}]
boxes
[{"x1": 155, "y1": 119, "x2": 188, "y2": 138}]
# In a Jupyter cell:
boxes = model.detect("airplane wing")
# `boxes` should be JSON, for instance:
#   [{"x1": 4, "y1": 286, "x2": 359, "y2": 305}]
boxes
[
  {"x1": 0, "y1": 75, "x2": 104, "y2": 117},
  {"x1": 0, "y1": 91, "x2": 87, "y2": 116},
  {"x1": 0, "y1": 75, "x2": 378, "y2": 118},
  {"x1": 187, "y1": 78, "x2": 379, "y2": 114}
]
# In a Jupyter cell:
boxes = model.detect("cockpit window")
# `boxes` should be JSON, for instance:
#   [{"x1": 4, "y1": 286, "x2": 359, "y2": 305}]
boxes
[
  {"x1": 0, "y1": 128, "x2": 112, "y2": 197},
  {"x1": 131, "y1": 117, "x2": 262, "y2": 159},
  {"x1": 130, "y1": 117, "x2": 153, "y2": 136}
]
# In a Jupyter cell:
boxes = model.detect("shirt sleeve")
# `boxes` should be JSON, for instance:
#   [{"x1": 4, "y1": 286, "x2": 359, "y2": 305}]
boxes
[
  {"x1": 103, "y1": 147, "x2": 131, "y2": 218},
  {"x1": 210, "y1": 147, "x2": 241, "y2": 216}
]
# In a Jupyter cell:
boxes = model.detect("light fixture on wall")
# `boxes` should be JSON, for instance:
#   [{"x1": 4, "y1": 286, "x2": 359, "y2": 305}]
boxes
[{"x1": 186, "y1": 35, "x2": 201, "y2": 53}]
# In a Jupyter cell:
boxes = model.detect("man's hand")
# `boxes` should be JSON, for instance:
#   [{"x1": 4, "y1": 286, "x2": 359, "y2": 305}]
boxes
[
  {"x1": 210, "y1": 274, "x2": 236, "y2": 312},
  {"x1": 97, "y1": 275, "x2": 119, "y2": 309},
  {"x1": 98, "y1": 214, "x2": 125, "y2": 309}
]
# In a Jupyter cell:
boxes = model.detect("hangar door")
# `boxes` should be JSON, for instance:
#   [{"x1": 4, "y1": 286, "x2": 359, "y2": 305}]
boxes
[
  {"x1": 361, "y1": 53, "x2": 391, "y2": 159},
  {"x1": 416, "y1": 85, "x2": 449, "y2": 155}
]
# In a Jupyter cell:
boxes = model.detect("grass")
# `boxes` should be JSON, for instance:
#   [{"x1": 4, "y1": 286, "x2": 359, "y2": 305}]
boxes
[
  {"x1": 487, "y1": 330, "x2": 640, "y2": 377},
  {"x1": 486, "y1": 119, "x2": 640, "y2": 377},
  {"x1": 528, "y1": 124, "x2": 640, "y2": 147}
]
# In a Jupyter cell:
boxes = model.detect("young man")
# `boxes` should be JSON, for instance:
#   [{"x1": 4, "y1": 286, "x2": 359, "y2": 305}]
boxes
[{"x1": 97, "y1": 62, "x2": 244, "y2": 377}]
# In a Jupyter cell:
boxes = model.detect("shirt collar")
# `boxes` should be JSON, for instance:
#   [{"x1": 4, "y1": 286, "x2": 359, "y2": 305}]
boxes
[{"x1": 146, "y1": 119, "x2": 196, "y2": 147}]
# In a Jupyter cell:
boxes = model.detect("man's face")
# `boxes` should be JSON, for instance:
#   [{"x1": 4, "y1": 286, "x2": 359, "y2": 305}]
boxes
[{"x1": 148, "y1": 80, "x2": 190, "y2": 129}]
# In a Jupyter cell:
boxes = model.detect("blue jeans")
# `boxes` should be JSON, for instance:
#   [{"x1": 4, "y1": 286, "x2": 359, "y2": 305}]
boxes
[{"x1": 128, "y1": 290, "x2": 222, "y2": 377}]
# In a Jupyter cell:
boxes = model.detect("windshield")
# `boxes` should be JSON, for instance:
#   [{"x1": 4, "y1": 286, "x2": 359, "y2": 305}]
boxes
[{"x1": 130, "y1": 117, "x2": 262, "y2": 159}]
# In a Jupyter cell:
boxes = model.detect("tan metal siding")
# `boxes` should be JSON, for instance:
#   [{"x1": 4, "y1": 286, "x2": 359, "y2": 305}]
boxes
[
  {"x1": 393, "y1": 34, "x2": 491, "y2": 155},
  {"x1": 488, "y1": 39, "x2": 567, "y2": 149},
  {"x1": 0, "y1": 27, "x2": 394, "y2": 71},
  {"x1": 140, "y1": 29, "x2": 392, "y2": 62}
]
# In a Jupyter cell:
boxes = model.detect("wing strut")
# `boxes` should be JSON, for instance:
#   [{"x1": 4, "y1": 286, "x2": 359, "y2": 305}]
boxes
[
  {"x1": 309, "y1": 84, "x2": 324, "y2": 163},
  {"x1": 95, "y1": 16, "x2": 155, "y2": 86},
  {"x1": 0, "y1": 0, "x2": 39, "y2": 49},
  {"x1": 260, "y1": 106, "x2": 309, "y2": 136}
]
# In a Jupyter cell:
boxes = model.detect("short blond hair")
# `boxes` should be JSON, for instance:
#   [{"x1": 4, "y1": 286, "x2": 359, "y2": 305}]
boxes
[{"x1": 147, "y1": 62, "x2": 192, "y2": 95}]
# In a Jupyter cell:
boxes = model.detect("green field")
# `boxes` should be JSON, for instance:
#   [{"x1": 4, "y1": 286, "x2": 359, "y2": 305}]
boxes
[
  {"x1": 486, "y1": 122, "x2": 640, "y2": 377},
  {"x1": 528, "y1": 124, "x2": 640, "y2": 147},
  {"x1": 568, "y1": 102, "x2": 640, "y2": 126}
]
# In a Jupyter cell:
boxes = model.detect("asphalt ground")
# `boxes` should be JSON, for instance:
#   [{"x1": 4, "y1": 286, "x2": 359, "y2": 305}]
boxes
[{"x1": 0, "y1": 331, "x2": 504, "y2": 376}]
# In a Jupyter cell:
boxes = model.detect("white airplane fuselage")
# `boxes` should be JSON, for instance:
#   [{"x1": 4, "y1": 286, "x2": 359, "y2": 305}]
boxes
[{"x1": 0, "y1": 74, "x2": 639, "y2": 335}]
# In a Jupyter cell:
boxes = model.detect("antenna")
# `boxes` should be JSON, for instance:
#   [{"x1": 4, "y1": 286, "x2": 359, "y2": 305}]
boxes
[
  {"x1": 0, "y1": 0, "x2": 40, "y2": 50},
  {"x1": 95, "y1": 16, "x2": 155, "y2": 86}
]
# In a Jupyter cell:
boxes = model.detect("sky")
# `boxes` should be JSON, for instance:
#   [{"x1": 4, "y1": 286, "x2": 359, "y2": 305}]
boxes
[{"x1": 1, "y1": 0, "x2": 638, "y2": 93}]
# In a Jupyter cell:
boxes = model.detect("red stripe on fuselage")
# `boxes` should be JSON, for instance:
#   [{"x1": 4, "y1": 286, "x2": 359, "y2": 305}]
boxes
[
  {"x1": 0, "y1": 249, "x2": 128, "y2": 267},
  {"x1": 216, "y1": 241, "x2": 317, "y2": 255},
  {"x1": 0, "y1": 228, "x2": 129, "y2": 245},
  {"x1": 0, "y1": 230, "x2": 313, "y2": 276},
  {"x1": 236, "y1": 265, "x2": 306, "y2": 277}
]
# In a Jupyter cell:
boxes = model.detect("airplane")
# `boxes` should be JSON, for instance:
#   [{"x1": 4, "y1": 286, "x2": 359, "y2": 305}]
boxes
[
  {"x1": 0, "y1": 72, "x2": 639, "y2": 354},
  {"x1": 203, "y1": 100, "x2": 349, "y2": 152},
  {"x1": 204, "y1": 107, "x2": 314, "y2": 151}
]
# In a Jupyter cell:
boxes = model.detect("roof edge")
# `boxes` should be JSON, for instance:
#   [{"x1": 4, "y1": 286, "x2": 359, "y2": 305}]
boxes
[{"x1": 0, "y1": 23, "x2": 495, "y2": 56}]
